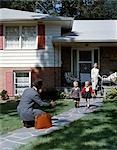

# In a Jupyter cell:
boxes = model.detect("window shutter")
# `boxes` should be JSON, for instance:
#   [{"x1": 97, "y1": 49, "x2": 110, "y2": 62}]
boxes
[
  {"x1": 0, "y1": 24, "x2": 3, "y2": 50},
  {"x1": 38, "y1": 24, "x2": 45, "y2": 49},
  {"x1": 6, "y1": 72, "x2": 13, "y2": 96}
]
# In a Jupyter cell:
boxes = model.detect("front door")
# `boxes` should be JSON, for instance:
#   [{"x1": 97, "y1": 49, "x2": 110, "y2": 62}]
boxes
[
  {"x1": 79, "y1": 50, "x2": 92, "y2": 83},
  {"x1": 72, "y1": 49, "x2": 99, "y2": 83}
]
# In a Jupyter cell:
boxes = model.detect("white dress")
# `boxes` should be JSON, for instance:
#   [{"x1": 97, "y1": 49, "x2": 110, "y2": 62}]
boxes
[{"x1": 91, "y1": 68, "x2": 100, "y2": 90}]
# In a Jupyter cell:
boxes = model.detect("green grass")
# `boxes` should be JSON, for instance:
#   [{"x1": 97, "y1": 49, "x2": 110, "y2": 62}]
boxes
[
  {"x1": 0, "y1": 101, "x2": 22, "y2": 134},
  {"x1": 18, "y1": 100, "x2": 117, "y2": 150},
  {"x1": 0, "y1": 99, "x2": 74, "y2": 134}
]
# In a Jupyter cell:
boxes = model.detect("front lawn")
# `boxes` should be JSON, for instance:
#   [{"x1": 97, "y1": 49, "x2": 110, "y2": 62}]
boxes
[
  {"x1": 18, "y1": 100, "x2": 117, "y2": 150},
  {"x1": 0, "y1": 101, "x2": 21, "y2": 134},
  {"x1": 0, "y1": 99, "x2": 74, "y2": 134}
]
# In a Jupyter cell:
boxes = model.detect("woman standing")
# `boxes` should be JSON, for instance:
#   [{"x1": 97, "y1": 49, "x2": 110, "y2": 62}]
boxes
[{"x1": 91, "y1": 63, "x2": 101, "y2": 96}]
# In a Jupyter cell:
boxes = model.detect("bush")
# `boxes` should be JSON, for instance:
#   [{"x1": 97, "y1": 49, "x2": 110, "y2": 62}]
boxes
[
  {"x1": 0, "y1": 90, "x2": 9, "y2": 100},
  {"x1": 40, "y1": 88, "x2": 59, "y2": 100},
  {"x1": 58, "y1": 91, "x2": 70, "y2": 99},
  {"x1": 40, "y1": 88, "x2": 71, "y2": 100},
  {"x1": 106, "y1": 88, "x2": 117, "y2": 100}
]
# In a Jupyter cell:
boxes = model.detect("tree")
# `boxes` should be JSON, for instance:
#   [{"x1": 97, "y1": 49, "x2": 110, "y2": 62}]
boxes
[
  {"x1": 0, "y1": 0, "x2": 37, "y2": 11},
  {"x1": 0, "y1": 0, "x2": 117, "y2": 19},
  {"x1": 60, "y1": 0, "x2": 117, "y2": 19}
]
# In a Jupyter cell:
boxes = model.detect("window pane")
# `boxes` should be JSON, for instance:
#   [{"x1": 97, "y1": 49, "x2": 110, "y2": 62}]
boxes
[
  {"x1": 79, "y1": 63, "x2": 91, "y2": 73},
  {"x1": 79, "y1": 51, "x2": 91, "y2": 61},
  {"x1": 5, "y1": 26, "x2": 19, "y2": 48},
  {"x1": 16, "y1": 77, "x2": 29, "y2": 83},
  {"x1": 16, "y1": 73, "x2": 29, "y2": 77},
  {"x1": 22, "y1": 26, "x2": 36, "y2": 48}
]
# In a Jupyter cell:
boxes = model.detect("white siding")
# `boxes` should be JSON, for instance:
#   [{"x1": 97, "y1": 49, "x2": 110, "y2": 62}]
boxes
[{"x1": 0, "y1": 24, "x2": 61, "y2": 68}]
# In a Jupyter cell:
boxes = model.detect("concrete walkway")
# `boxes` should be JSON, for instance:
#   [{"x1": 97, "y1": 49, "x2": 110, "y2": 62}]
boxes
[{"x1": 0, "y1": 97, "x2": 103, "y2": 150}]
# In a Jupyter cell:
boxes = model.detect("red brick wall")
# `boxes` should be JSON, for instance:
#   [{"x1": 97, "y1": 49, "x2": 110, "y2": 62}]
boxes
[
  {"x1": 100, "y1": 47, "x2": 117, "y2": 75},
  {"x1": 31, "y1": 67, "x2": 61, "y2": 89}
]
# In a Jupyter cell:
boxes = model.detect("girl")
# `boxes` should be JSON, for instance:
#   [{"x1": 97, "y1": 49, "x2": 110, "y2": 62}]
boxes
[
  {"x1": 71, "y1": 81, "x2": 80, "y2": 108},
  {"x1": 81, "y1": 81, "x2": 93, "y2": 108}
]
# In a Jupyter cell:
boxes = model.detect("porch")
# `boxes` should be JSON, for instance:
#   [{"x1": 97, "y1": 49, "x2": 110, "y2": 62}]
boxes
[{"x1": 53, "y1": 44, "x2": 117, "y2": 87}]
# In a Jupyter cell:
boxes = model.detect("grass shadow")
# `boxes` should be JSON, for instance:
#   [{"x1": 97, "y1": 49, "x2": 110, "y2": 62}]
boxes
[
  {"x1": 18, "y1": 101, "x2": 117, "y2": 150},
  {"x1": 0, "y1": 99, "x2": 74, "y2": 134},
  {"x1": 0, "y1": 100, "x2": 19, "y2": 114}
]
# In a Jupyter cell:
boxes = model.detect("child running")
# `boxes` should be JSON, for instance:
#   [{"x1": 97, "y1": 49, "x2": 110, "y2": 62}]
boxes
[
  {"x1": 81, "y1": 81, "x2": 93, "y2": 108},
  {"x1": 71, "y1": 81, "x2": 80, "y2": 108}
]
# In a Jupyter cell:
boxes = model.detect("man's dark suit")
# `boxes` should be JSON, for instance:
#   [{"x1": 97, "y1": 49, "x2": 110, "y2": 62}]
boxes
[{"x1": 17, "y1": 87, "x2": 50, "y2": 121}]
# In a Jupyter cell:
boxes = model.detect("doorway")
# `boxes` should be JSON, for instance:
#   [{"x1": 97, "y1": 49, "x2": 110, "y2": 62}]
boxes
[
  {"x1": 71, "y1": 49, "x2": 99, "y2": 83},
  {"x1": 79, "y1": 50, "x2": 92, "y2": 83}
]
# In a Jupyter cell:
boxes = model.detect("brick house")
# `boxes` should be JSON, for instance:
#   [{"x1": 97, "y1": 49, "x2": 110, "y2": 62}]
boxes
[{"x1": 0, "y1": 8, "x2": 117, "y2": 96}]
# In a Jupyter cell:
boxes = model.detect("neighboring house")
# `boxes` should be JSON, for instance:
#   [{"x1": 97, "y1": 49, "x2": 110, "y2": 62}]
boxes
[{"x1": 0, "y1": 8, "x2": 117, "y2": 97}]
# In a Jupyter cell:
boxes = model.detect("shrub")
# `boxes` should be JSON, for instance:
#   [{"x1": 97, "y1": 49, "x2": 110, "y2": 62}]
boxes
[
  {"x1": 40, "y1": 88, "x2": 59, "y2": 100},
  {"x1": 106, "y1": 88, "x2": 117, "y2": 100},
  {"x1": 58, "y1": 91, "x2": 70, "y2": 99},
  {"x1": 40, "y1": 88, "x2": 71, "y2": 100},
  {"x1": 0, "y1": 90, "x2": 9, "y2": 100}
]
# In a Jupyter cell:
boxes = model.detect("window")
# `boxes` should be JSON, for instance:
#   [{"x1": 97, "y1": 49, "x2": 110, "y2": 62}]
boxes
[
  {"x1": 5, "y1": 26, "x2": 36, "y2": 49},
  {"x1": 5, "y1": 26, "x2": 19, "y2": 48},
  {"x1": 14, "y1": 71, "x2": 31, "y2": 95},
  {"x1": 22, "y1": 26, "x2": 36, "y2": 48},
  {"x1": 79, "y1": 51, "x2": 91, "y2": 61},
  {"x1": 79, "y1": 63, "x2": 91, "y2": 73}
]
